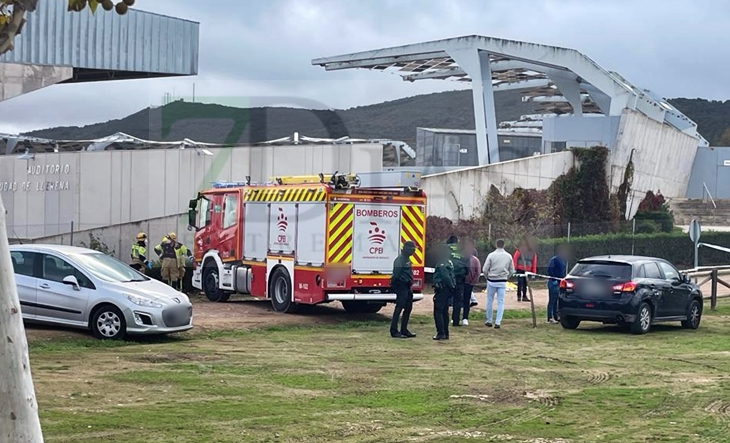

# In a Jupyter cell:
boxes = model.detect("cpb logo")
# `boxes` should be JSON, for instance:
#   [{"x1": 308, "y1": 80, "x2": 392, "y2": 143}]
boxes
[
  {"x1": 368, "y1": 221, "x2": 386, "y2": 254},
  {"x1": 276, "y1": 207, "x2": 288, "y2": 244}
]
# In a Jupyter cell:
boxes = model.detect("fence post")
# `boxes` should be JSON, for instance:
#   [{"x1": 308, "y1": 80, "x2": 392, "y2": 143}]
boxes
[
  {"x1": 631, "y1": 218, "x2": 636, "y2": 255},
  {"x1": 70, "y1": 221, "x2": 74, "y2": 246},
  {"x1": 710, "y1": 268, "x2": 718, "y2": 311},
  {"x1": 566, "y1": 222, "x2": 571, "y2": 271}
]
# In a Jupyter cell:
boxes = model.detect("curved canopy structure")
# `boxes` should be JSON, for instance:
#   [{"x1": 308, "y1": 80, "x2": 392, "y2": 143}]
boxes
[{"x1": 313, "y1": 35, "x2": 707, "y2": 164}]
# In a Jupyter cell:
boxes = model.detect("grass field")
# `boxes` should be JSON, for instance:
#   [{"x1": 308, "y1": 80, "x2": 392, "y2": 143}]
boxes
[{"x1": 29, "y1": 306, "x2": 730, "y2": 443}]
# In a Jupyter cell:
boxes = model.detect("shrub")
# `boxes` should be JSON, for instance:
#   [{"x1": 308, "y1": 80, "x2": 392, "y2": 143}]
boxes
[{"x1": 635, "y1": 220, "x2": 659, "y2": 234}]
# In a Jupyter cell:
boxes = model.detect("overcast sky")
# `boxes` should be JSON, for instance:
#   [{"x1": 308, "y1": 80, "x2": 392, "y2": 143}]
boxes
[{"x1": 0, "y1": 0, "x2": 727, "y2": 134}]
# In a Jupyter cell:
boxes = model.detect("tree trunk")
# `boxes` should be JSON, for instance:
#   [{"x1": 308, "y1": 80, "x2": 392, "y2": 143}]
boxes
[{"x1": 0, "y1": 194, "x2": 44, "y2": 443}]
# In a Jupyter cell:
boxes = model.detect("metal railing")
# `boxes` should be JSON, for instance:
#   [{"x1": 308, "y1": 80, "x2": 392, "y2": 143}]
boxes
[{"x1": 703, "y1": 181, "x2": 717, "y2": 209}]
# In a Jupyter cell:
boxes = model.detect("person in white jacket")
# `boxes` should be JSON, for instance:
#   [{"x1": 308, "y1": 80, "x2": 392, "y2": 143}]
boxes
[{"x1": 482, "y1": 239, "x2": 516, "y2": 329}]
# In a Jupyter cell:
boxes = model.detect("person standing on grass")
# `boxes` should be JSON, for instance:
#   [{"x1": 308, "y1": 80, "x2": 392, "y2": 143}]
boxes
[
  {"x1": 390, "y1": 241, "x2": 417, "y2": 339},
  {"x1": 432, "y1": 244, "x2": 456, "y2": 341},
  {"x1": 513, "y1": 237, "x2": 537, "y2": 302},
  {"x1": 483, "y1": 239, "x2": 515, "y2": 329},
  {"x1": 460, "y1": 238, "x2": 481, "y2": 326},
  {"x1": 546, "y1": 244, "x2": 569, "y2": 324},
  {"x1": 447, "y1": 236, "x2": 468, "y2": 327}
]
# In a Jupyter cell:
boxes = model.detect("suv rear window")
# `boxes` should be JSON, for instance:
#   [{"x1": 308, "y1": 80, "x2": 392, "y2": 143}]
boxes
[{"x1": 569, "y1": 262, "x2": 632, "y2": 280}]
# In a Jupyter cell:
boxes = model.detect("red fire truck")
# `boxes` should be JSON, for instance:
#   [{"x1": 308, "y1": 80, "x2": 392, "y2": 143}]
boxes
[{"x1": 187, "y1": 172, "x2": 426, "y2": 313}]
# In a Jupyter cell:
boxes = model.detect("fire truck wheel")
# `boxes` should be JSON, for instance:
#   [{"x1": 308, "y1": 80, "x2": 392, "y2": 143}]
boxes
[
  {"x1": 269, "y1": 267, "x2": 298, "y2": 313},
  {"x1": 203, "y1": 264, "x2": 230, "y2": 303},
  {"x1": 342, "y1": 301, "x2": 384, "y2": 314}
]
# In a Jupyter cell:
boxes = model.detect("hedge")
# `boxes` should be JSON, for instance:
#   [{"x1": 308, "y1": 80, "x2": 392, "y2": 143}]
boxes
[{"x1": 426, "y1": 231, "x2": 730, "y2": 273}]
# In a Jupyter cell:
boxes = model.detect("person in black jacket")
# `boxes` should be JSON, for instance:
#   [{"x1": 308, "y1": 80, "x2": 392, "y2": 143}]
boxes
[
  {"x1": 433, "y1": 244, "x2": 456, "y2": 340},
  {"x1": 390, "y1": 241, "x2": 417, "y2": 338},
  {"x1": 447, "y1": 236, "x2": 469, "y2": 327}
]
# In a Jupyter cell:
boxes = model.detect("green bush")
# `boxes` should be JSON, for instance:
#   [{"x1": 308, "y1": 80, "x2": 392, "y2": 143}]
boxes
[
  {"x1": 635, "y1": 220, "x2": 659, "y2": 234},
  {"x1": 538, "y1": 231, "x2": 730, "y2": 269},
  {"x1": 428, "y1": 231, "x2": 730, "y2": 272}
]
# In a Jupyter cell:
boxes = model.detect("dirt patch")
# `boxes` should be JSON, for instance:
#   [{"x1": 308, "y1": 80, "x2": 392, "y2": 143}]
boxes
[
  {"x1": 523, "y1": 390, "x2": 561, "y2": 407},
  {"x1": 133, "y1": 353, "x2": 219, "y2": 364},
  {"x1": 704, "y1": 400, "x2": 730, "y2": 422}
]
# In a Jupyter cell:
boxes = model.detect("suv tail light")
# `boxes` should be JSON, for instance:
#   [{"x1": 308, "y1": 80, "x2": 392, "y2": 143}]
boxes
[
  {"x1": 559, "y1": 279, "x2": 574, "y2": 289},
  {"x1": 612, "y1": 281, "x2": 638, "y2": 292}
]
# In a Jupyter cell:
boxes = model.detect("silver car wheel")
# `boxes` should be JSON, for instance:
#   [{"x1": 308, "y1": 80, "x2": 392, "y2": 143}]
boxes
[
  {"x1": 97, "y1": 311, "x2": 122, "y2": 338},
  {"x1": 639, "y1": 306, "x2": 651, "y2": 331}
]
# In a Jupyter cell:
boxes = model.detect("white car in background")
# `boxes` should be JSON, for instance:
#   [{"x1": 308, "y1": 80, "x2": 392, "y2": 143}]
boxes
[{"x1": 10, "y1": 245, "x2": 193, "y2": 339}]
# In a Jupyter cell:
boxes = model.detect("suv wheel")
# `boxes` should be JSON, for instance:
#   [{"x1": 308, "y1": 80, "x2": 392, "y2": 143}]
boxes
[
  {"x1": 560, "y1": 315, "x2": 580, "y2": 330},
  {"x1": 681, "y1": 299, "x2": 702, "y2": 329},
  {"x1": 631, "y1": 302, "x2": 652, "y2": 335}
]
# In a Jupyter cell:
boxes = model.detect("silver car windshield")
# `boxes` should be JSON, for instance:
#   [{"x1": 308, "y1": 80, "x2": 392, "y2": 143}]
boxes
[{"x1": 70, "y1": 252, "x2": 148, "y2": 283}]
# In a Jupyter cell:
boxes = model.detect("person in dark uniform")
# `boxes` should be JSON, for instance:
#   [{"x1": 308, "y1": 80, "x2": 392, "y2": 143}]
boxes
[
  {"x1": 447, "y1": 236, "x2": 468, "y2": 327},
  {"x1": 390, "y1": 241, "x2": 417, "y2": 339},
  {"x1": 432, "y1": 244, "x2": 456, "y2": 341}
]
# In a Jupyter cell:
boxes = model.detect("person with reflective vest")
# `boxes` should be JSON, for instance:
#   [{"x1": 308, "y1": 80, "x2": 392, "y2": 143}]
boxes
[
  {"x1": 513, "y1": 237, "x2": 537, "y2": 302},
  {"x1": 175, "y1": 242, "x2": 192, "y2": 292},
  {"x1": 130, "y1": 232, "x2": 149, "y2": 274},
  {"x1": 155, "y1": 232, "x2": 182, "y2": 288},
  {"x1": 446, "y1": 235, "x2": 468, "y2": 327}
]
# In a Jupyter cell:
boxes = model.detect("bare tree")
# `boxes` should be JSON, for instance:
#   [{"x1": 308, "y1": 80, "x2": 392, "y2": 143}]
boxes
[{"x1": 0, "y1": 2, "x2": 137, "y2": 441}]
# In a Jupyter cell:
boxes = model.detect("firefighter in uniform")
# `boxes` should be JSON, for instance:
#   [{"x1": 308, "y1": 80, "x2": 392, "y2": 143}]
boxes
[
  {"x1": 155, "y1": 232, "x2": 182, "y2": 288},
  {"x1": 389, "y1": 241, "x2": 417, "y2": 339},
  {"x1": 432, "y1": 244, "x2": 456, "y2": 341},
  {"x1": 130, "y1": 232, "x2": 149, "y2": 274},
  {"x1": 175, "y1": 241, "x2": 192, "y2": 292}
]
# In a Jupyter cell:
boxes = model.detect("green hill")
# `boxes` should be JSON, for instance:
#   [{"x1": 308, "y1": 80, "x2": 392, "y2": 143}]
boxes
[{"x1": 24, "y1": 90, "x2": 730, "y2": 146}]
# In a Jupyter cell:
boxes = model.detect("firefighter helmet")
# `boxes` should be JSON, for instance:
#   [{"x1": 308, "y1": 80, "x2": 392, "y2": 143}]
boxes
[
  {"x1": 168, "y1": 232, "x2": 177, "y2": 241},
  {"x1": 136, "y1": 232, "x2": 147, "y2": 241}
]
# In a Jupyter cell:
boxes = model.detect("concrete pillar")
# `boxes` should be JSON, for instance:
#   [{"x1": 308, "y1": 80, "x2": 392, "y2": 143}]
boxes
[
  {"x1": 0, "y1": 62, "x2": 73, "y2": 102},
  {"x1": 550, "y1": 74, "x2": 583, "y2": 117},
  {"x1": 448, "y1": 48, "x2": 499, "y2": 165}
]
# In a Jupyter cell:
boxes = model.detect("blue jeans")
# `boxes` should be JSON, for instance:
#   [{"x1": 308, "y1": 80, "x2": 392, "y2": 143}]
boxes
[
  {"x1": 547, "y1": 284, "x2": 559, "y2": 320},
  {"x1": 485, "y1": 283, "x2": 505, "y2": 325}
]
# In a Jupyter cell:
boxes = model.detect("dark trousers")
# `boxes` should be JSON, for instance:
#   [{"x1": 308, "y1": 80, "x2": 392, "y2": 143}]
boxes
[
  {"x1": 516, "y1": 274, "x2": 528, "y2": 300},
  {"x1": 451, "y1": 282, "x2": 466, "y2": 325},
  {"x1": 461, "y1": 284, "x2": 474, "y2": 320},
  {"x1": 390, "y1": 285, "x2": 413, "y2": 335},
  {"x1": 434, "y1": 287, "x2": 451, "y2": 337},
  {"x1": 547, "y1": 285, "x2": 559, "y2": 320}
]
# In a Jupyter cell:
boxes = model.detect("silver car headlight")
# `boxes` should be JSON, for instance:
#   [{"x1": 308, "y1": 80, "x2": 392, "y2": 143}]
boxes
[{"x1": 125, "y1": 294, "x2": 163, "y2": 308}]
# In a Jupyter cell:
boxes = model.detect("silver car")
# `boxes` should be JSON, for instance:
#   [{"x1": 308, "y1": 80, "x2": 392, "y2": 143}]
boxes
[{"x1": 10, "y1": 245, "x2": 193, "y2": 339}]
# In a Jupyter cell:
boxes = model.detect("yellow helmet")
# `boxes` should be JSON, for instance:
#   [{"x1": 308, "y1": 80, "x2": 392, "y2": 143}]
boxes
[
  {"x1": 136, "y1": 232, "x2": 147, "y2": 241},
  {"x1": 168, "y1": 232, "x2": 177, "y2": 241}
]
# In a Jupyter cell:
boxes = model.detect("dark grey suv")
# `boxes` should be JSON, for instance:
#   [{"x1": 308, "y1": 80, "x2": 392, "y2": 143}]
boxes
[{"x1": 558, "y1": 256, "x2": 703, "y2": 334}]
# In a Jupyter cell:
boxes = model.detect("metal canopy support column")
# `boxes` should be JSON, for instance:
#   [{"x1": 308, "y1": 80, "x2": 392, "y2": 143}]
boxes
[
  {"x1": 550, "y1": 74, "x2": 583, "y2": 117},
  {"x1": 448, "y1": 48, "x2": 499, "y2": 164}
]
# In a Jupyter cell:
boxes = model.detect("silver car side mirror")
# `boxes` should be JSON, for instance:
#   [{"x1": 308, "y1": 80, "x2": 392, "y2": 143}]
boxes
[{"x1": 62, "y1": 275, "x2": 80, "y2": 291}]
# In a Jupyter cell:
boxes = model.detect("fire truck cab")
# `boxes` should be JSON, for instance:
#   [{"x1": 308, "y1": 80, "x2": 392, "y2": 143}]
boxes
[{"x1": 187, "y1": 172, "x2": 426, "y2": 314}]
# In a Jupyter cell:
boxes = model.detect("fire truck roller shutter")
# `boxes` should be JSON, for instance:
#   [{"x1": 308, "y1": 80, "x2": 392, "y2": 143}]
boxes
[{"x1": 244, "y1": 203, "x2": 269, "y2": 261}]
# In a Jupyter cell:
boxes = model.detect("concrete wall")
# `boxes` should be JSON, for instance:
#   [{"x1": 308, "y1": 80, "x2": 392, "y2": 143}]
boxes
[
  {"x1": 422, "y1": 151, "x2": 575, "y2": 219},
  {"x1": 610, "y1": 109, "x2": 699, "y2": 218},
  {"x1": 0, "y1": 143, "x2": 383, "y2": 239},
  {"x1": 686, "y1": 146, "x2": 730, "y2": 199},
  {"x1": 542, "y1": 115, "x2": 621, "y2": 150}
]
